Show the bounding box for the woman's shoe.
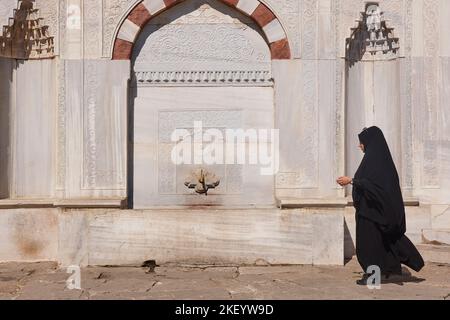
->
[356,273,370,286]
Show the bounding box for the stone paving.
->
[0,258,449,300]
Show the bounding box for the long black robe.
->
[352,126,424,275]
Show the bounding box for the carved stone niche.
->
[345,2,399,64]
[0,0,54,59]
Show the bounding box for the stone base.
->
[417,244,450,265]
[422,229,450,246]
[0,207,345,267]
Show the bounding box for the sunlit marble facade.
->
[0,0,449,266]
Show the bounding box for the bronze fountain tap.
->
[184,169,220,196]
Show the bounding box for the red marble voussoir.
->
[127,3,152,27]
[164,0,183,9]
[219,0,239,8]
[270,38,291,60]
[113,38,134,60]
[251,3,276,28]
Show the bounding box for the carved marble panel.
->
[273,60,319,192]
[35,0,59,55]
[132,0,271,74]
[157,111,243,195]
[301,0,317,60]
[56,59,66,191]
[83,0,103,58]
[133,86,275,208]
[63,60,129,199]
[82,60,127,190]
[421,0,440,189]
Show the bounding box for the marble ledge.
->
[0,198,126,209]
[278,197,421,209]
[127,205,278,210]
[345,196,420,207]
[276,198,348,209]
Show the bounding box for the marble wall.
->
[274,59,344,200]
[0,0,449,265]
[0,59,57,199]
[409,0,450,204]
[0,207,343,266]
[345,59,402,189]
[13,60,57,198]
[3,0,448,204]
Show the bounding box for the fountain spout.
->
[184,169,220,196]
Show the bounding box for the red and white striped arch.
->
[112,0,291,60]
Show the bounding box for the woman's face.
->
[359,143,365,153]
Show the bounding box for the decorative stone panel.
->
[111,0,291,60]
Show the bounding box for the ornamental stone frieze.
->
[345,2,400,63]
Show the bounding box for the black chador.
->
[352,126,424,275]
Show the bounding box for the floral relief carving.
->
[103,0,139,57]
[84,0,102,58]
[133,24,270,66]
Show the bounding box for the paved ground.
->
[0,258,449,300]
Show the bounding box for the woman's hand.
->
[337,176,352,186]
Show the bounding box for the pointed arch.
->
[111,0,291,60]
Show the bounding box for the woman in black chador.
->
[337,126,424,282]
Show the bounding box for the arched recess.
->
[128,0,277,208]
[112,0,291,60]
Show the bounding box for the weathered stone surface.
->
[58,211,90,267]
[423,229,450,246]
[87,209,319,266]
[312,209,344,265]
[132,86,275,208]
[417,244,450,265]
[0,209,59,262]
[0,207,342,266]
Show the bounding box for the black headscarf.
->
[353,126,406,236]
